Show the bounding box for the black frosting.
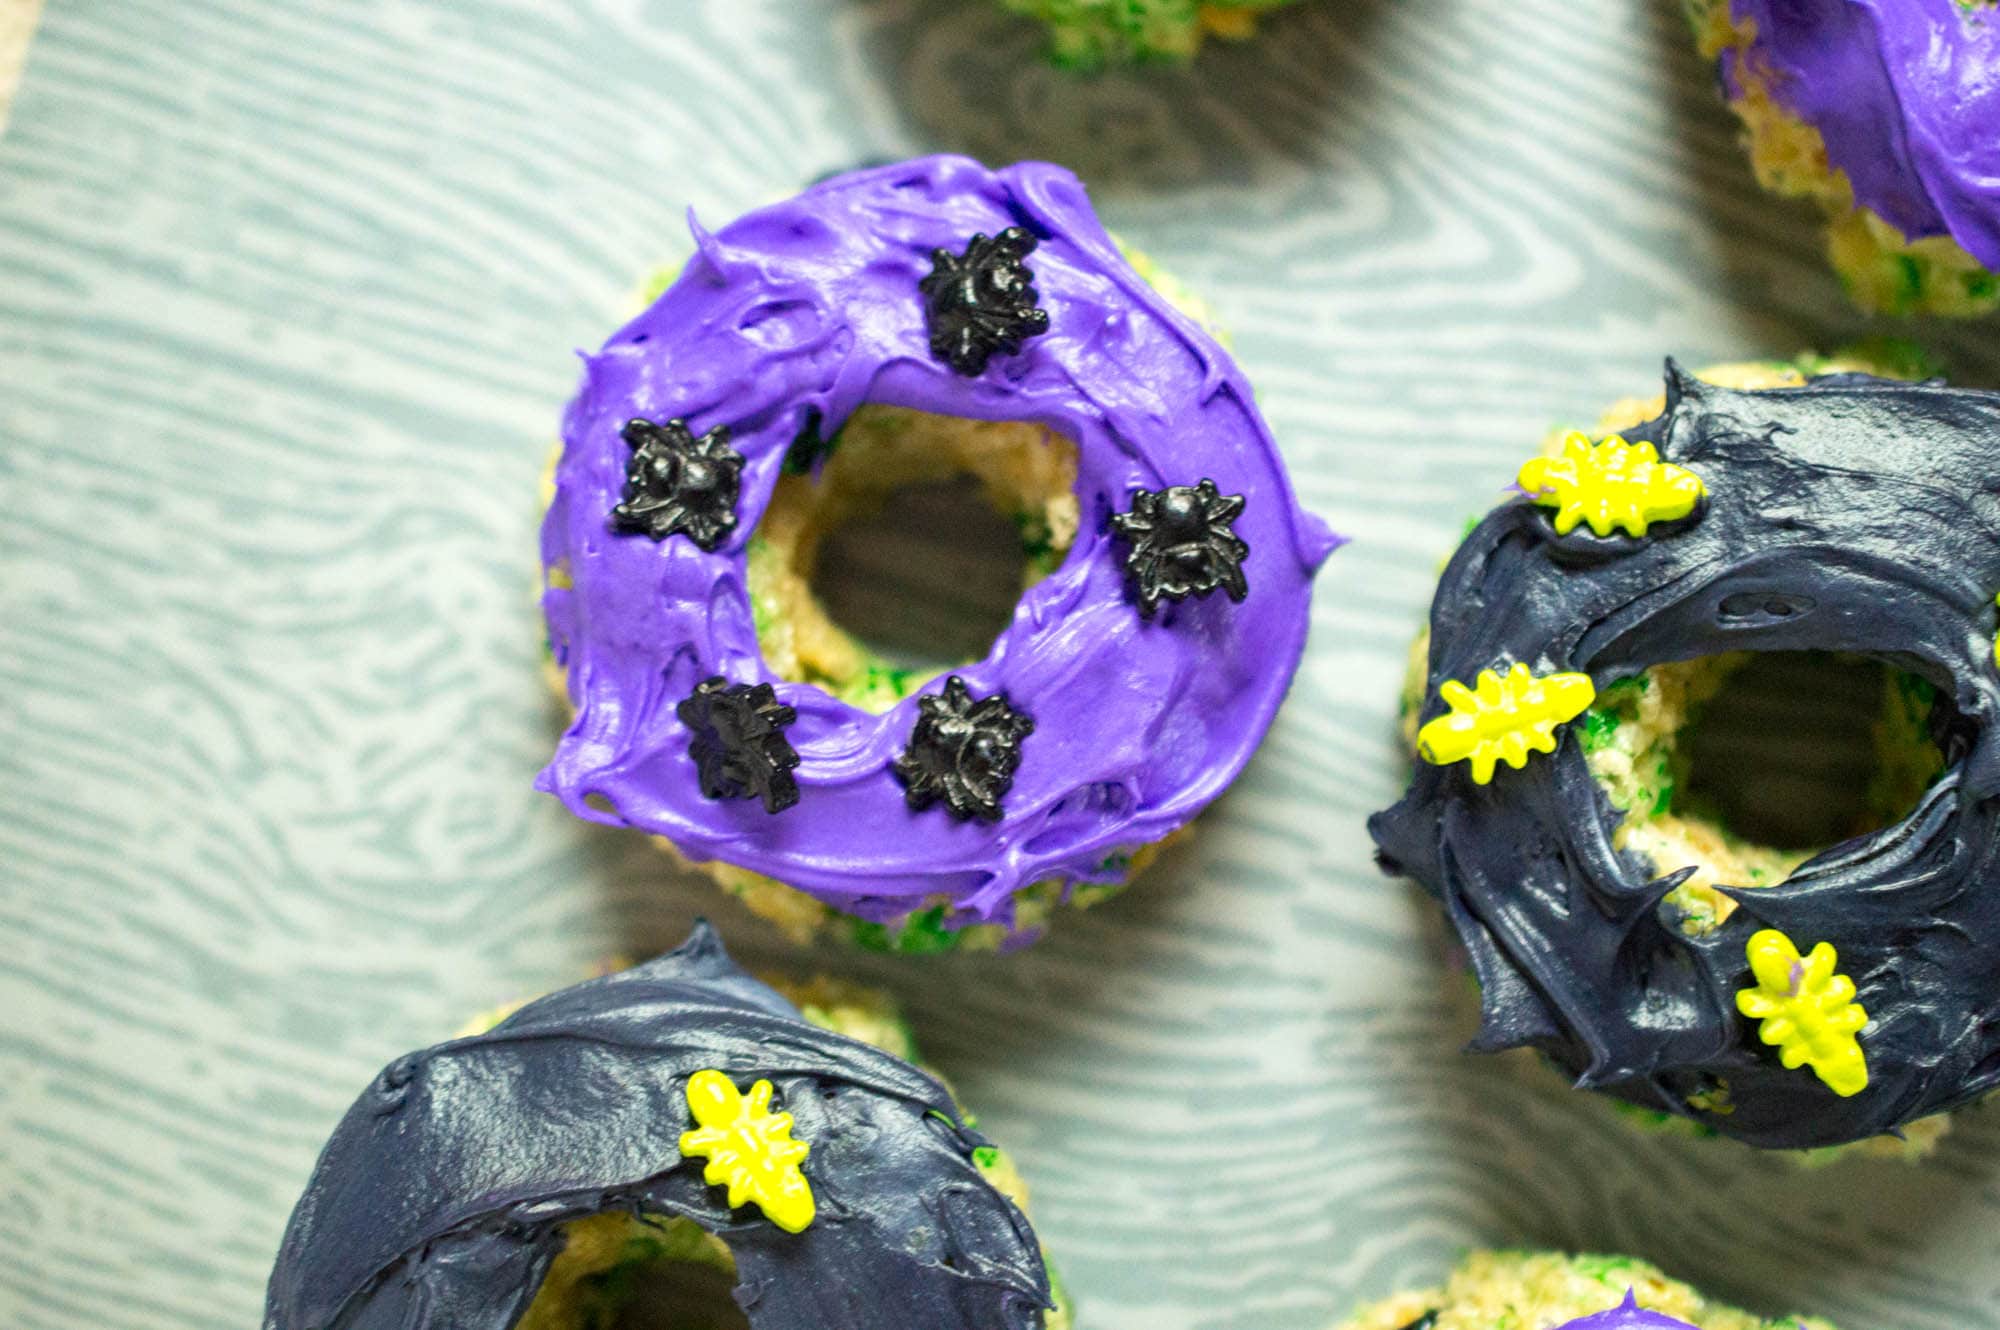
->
[263,924,1052,1329]
[1370,364,2000,1149]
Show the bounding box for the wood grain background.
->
[3,2,2000,1328]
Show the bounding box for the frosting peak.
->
[1555,1291,1701,1330]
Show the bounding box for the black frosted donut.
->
[263,925,1054,1329]
[1371,363,2000,1150]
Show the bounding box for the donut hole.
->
[812,474,1028,668]
[1582,651,1947,932]
[517,1212,748,1330]
[749,405,1079,713]
[1680,653,1920,850]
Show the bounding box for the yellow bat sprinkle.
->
[679,1069,816,1233]
[1518,430,1705,538]
[1736,929,1870,1098]
[1416,663,1596,784]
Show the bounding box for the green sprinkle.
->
[897,904,965,954]
[848,920,894,952]
[1897,253,1925,301]
[852,904,965,956]
[1578,707,1621,753]
[1572,1254,1636,1284]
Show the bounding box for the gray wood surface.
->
[4,2,2000,1328]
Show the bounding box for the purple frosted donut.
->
[1692,0,2000,314]
[1335,1252,1838,1330]
[1735,0,2000,258]
[537,155,1338,948]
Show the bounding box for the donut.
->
[1334,1250,1836,1330]
[1370,355,2000,1151]
[1686,0,2000,315]
[538,155,1338,951]
[263,923,1067,1330]
[1000,0,1304,67]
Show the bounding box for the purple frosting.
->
[1554,1292,1700,1330]
[538,156,1338,931]
[1726,0,2000,268]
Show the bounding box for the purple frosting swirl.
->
[1554,1292,1700,1330]
[538,156,1338,931]
[1725,0,2000,268]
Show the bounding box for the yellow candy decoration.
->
[1736,929,1870,1098]
[678,1069,816,1233]
[1517,430,1705,538]
[1416,663,1596,784]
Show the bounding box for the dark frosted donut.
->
[1371,360,2000,1151]
[263,924,1061,1329]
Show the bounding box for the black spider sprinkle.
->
[919,227,1051,376]
[891,676,1034,823]
[677,676,802,815]
[1108,479,1250,617]
[610,418,744,551]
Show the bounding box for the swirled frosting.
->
[1371,364,2000,1149]
[263,923,1051,1330]
[538,156,1337,933]
[1724,0,2000,268]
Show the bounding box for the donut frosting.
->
[1371,365,2000,1148]
[539,155,1337,931]
[1557,1293,1699,1330]
[263,923,1051,1329]
[1723,0,2000,268]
